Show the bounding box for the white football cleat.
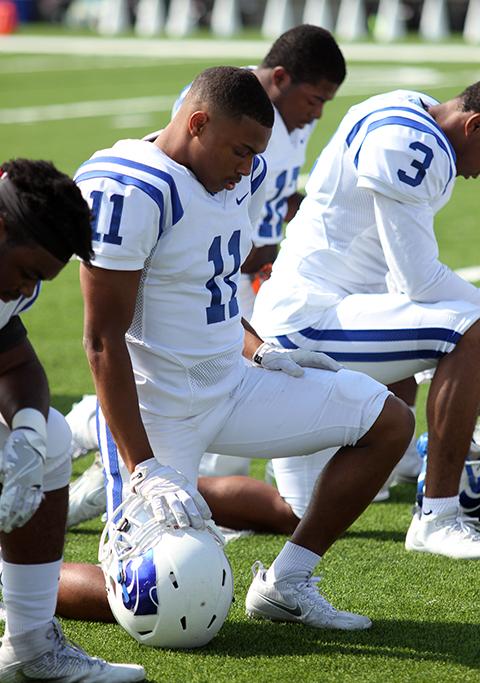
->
[0,618,145,682]
[405,507,480,559]
[65,394,98,459]
[67,452,106,528]
[245,561,371,630]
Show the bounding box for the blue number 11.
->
[206,231,241,324]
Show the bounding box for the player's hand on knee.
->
[252,342,342,377]
[0,428,46,533]
[130,458,212,529]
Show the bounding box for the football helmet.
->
[99,493,233,649]
[416,435,480,519]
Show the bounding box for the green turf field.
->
[1,35,480,682]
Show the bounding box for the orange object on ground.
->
[0,1,17,34]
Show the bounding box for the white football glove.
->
[130,458,212,530]
[252,342,342,378]
[0,428,46,533]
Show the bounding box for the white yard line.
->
[2,67,476,126]
[0,95,175,124]
[1,35,480,62]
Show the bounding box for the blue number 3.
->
[397,141,433,187]
[205,231,241,324]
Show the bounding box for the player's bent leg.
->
[57,563,113,622]
[199,452,251,477]
[0,416,145,682]
[386,377,422,483]
[198,475,299,534]
[245,395,413,631]
[291,395,414,555]
[405,318,480,559]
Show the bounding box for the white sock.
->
[3,559,61,637]
[422,495,458,519]
[266,541,321,583]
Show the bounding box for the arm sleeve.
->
[77,179,161,271]
[372,191,480,305]
[356,124,453,204]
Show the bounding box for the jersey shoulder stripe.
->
[12,282,41,316]
[76,155,184,225]
[346,105,456,165]
[353,116,455,191]
[251,155,267,195]
[75,170,166,238]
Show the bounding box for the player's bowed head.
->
[154,66,274,194]
[0,158,93,303]
[430,81,480,180]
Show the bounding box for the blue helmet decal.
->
[118,549,159,615]
[459,462,480,514]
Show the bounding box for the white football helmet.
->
[459,442,480,519]
[99,493,233,649]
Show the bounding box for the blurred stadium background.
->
[3,0,480,42]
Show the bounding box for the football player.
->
[56,66,413,629]
[252,82,480,559]
[0,159,144,681]
[67,24,352,528]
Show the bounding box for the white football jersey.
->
[172,70,315,247]
[75,139,267,417]
[0,285,41,334]
[252,89,477,337]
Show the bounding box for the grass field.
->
[1,32,480,682]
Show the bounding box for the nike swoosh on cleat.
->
[236,193,248,205]
[257,594,302,617]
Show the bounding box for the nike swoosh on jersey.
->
[422,510,433,515]
[236,193,248,205]
[258,594,302,617]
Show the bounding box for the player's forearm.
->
[0,342,50,424]
[242,318,264,359]
[83,333,153,473]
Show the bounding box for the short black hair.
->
[187,66,274,129]
[0,158,93,263]
[261,24,346,86]
[459,82,480,113]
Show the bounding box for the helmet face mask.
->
[100,494,234,649]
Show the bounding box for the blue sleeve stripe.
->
[76,156,183,225]
[14,282,41,315]
[346,105,456,164]
[296,325,461,343]
[251,155,267,195]
[353,116,454,188]
[75,170,164,239]
[346,107,457,164]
